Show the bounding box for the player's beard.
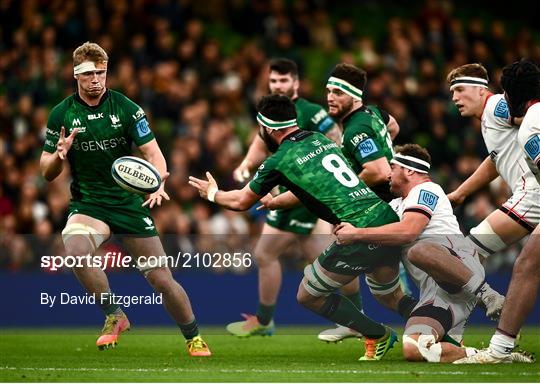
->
[329,98,354,120]
[259,127,279,153]
[271,87,295,99]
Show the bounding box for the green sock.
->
[441,333,461,347]
[178,319,199,340]
[345,291,363,311]
[256,303,275,326]
[99,292,121,315]
[320,293,386,339]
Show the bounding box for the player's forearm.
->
[146,151,168,179]
[359,157,391,187]
[268,191,301,210]
[214,190,253,211]
[324,124,342,145]
[352,223,418,246]
[454,156,499,198]
[387,115,400,140]
[242,135,270,171]
[40,151,64,181]
[358,168,388,187]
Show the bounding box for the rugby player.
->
[454,60,540,364]
[334,144,508,363]
[446,63,539,263]
[319,63,413,342]
[40,42,211,356]
[226,58,355,337]
[190,94,409,360]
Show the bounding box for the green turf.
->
[0,326,538,382]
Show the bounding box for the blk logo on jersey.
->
[88,113,104,120]
[136,119,151,137]
[524,135,540,162]
[418,189,439,211]
[358,138,378,158]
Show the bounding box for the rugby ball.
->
[111,156,161,195]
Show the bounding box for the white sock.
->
[489,332,515,356]
[465,347,478,357]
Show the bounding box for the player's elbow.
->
[362,168,389,187]
[40,159,57,182]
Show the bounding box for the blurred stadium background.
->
[1,0,540,328]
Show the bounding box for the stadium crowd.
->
[0,0,538,272]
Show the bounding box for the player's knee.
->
[253,251,274,268]
[365,274,401,310]
[64,241,93,258]
[513,247,540,278]
[253,242,278,267]
[145,267,175,293]
[296,284,311,306]
[62,223,106,256]
[402,338,424,361]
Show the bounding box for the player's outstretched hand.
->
[233,160,252,183]
[333,222,360,245]
[189,172,218,201]
[57,126,78,160]
[447,190,465,207]
[143,172,170,208]
[256,193,274,211]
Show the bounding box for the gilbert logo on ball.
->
[111,156,161,195]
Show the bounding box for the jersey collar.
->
[283,129,313,142]
[481,92,494,116]
[341,105,367,126]
[74,89,110,108]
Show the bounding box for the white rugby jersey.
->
[391,181,474,290]
[390,181,462,243]
[481,94,538,192]
[517,102,540,187]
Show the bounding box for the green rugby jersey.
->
[272,97,335,197]
[294,97,335,134]
[249,130,390,227]
[43,90,155,206]
[341,105,393,174]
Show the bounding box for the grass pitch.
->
[0,326,538,382]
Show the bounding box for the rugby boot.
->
[96,312,131,350]
[359,327,398,361]
[453,347,534,364]
[186,335,212,356]
[318,324,363,343]
[226,313,275,337]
